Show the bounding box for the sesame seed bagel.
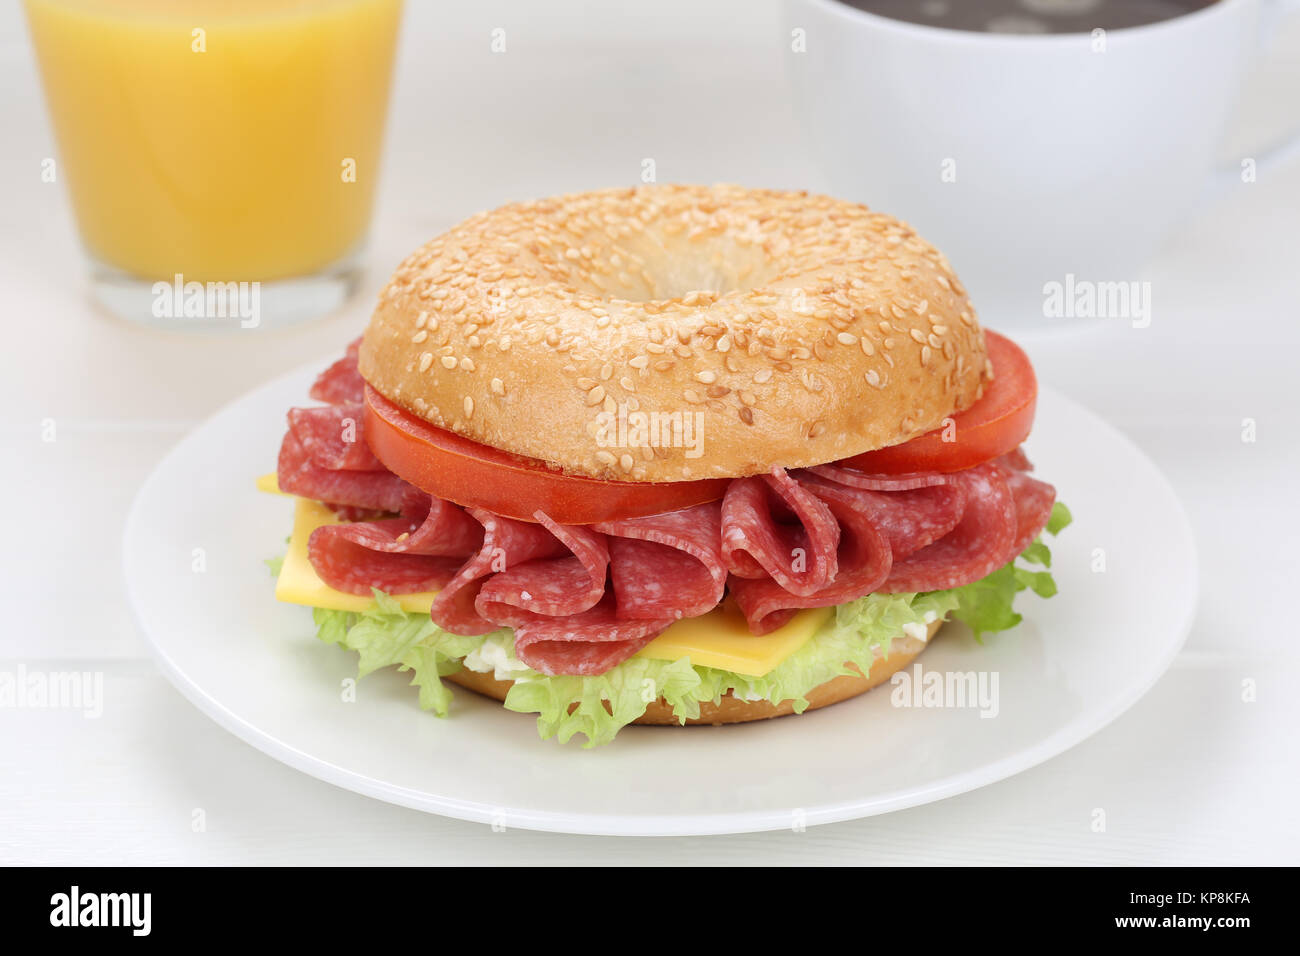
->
[359,184,989,482]
[444,621,941,728]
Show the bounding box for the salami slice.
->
[883,463,1016,593]
[307,525,467,596]
[595,502,727,621]
[721,468,839,595]
[1002,467,1056,558]
[277,429,413,513]
[317,494,483,557]
[305,495,483,595]
[728,473,892,634]
[287,403,384,471]
[805,463,950,491]
[309,337,366,406]
[429,510,568,636]
[512,596,671,676]
[798,470,966,560]
[997,446,1034,472]
[474,515,610,627]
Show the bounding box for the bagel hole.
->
[589,236,776,303]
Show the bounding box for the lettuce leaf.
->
[311,591,505,717]
[300,501,1071,747]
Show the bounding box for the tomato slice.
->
[363,386,730,524]
[840,330,1037,475]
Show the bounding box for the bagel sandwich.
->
[265,184,1070,747]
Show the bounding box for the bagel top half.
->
[359,184,990,482]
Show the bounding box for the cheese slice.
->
[635,601,830,675]
[256,472,285,495]
[263,479,827,677]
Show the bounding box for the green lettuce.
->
[303,501,1072,747]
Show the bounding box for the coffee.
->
[835,0,1219,34]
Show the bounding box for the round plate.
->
[123,362,1197,836]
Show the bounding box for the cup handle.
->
[1204,0,1300,201]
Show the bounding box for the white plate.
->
[123,362,1197,836]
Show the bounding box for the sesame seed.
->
[695,370,717,384]
[418,352,434,372]
[837,332,857,345]
[440,355,457,369]
[412,330,429,344]
[490,377,505,395]
[463,396,474,417]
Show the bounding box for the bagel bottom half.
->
[444,619,944,727]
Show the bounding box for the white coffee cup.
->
[783,0,1300,325]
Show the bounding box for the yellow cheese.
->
[265,483,828,676]
[635,602,829,675]
[256,472,285,495]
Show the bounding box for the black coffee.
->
[836,0,1218,34]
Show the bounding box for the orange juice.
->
[25,0,402,282]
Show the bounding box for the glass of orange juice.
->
[24,0,403,330]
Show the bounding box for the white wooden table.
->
[3,1,1298,864]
